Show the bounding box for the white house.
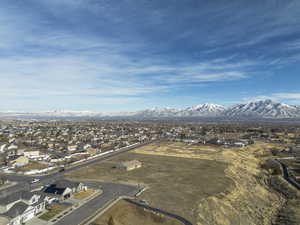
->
[0,191,46,225]
[24,151,40,158]
[0,145,7,153]
[67,145,78,152]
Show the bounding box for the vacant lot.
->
[67,144,233,224]
[134,141,222,159]
[15,161,48,172]
[92,200,183,225]
[68,141,285,225]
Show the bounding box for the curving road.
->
[54,182,141,225]
[275,159,300,191]
[0,141,155,225]
[124,199,194,225]
[0,139,194,225]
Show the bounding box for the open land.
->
[67,150,232,224]
[15,161,48,172]
[91,199,184,225]
[67,141,286,225]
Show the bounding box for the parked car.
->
[31,178,40,184]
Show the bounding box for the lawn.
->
[74,189,96,200]
[67,145,234,224]
[91,200,183,225]
[39,204,69,221]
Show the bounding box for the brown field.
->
[67,141,285,225]
[16,161,48,172]
[67,145,233,224]
[133,141,222,159]
[91,200,183,225]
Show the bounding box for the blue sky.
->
[1,0,300,111]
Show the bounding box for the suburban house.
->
[0,191,46,225]
[43,179,87,201]
[116,160,142,171]
[0,145,7,153]
[47,143,54,149]
[24,151,40,159]
[67,145,78,152]
[86,147,98,156]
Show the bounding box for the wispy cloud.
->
[273,93,300,101]
[244,93,300,105]
[0,0,299,110]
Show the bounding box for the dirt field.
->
[15,161,48,172]
[67,141,285,225]
[67,144,233,224]
[134,141,222,159]
[91,200,183,225]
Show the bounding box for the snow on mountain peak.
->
[226,99,300,118]
[1,100,299,119]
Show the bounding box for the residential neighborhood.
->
[0,120,300,224]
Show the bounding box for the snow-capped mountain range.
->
[224,99,300,118]
[1,100,300,119]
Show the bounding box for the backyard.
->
[39,204,69,221]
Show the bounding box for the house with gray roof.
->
[0,191,46,225]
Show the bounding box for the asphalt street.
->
[0,141,153,224]
[54,182,140,225]
[1,141,154,193]
[0,139,192,225]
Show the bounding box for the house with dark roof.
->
[43,179,86,201]
[0,191,46,225]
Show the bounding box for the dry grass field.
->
[67,141,285,225]
[16,161,48,172]
[91,200,183,225]
[134,141,222,159]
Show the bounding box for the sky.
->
[0,0,300,112]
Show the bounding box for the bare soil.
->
[91,200,183,225]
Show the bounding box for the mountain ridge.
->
[1,100,300,119]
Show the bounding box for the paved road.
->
[276,159,300,190]
[54,182,140,225]
[1,140,155,194]
[0,141,153,224]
